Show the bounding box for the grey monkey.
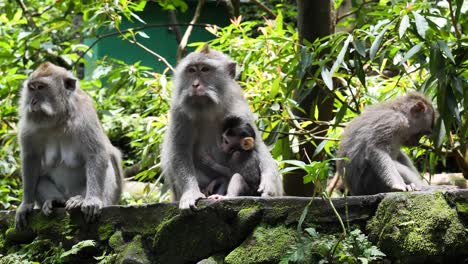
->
[161,46,283,210]
[202,116,261,199]
[15,62,123,230]
[336,92,434,195]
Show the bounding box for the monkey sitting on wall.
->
[161,46,283,210]
[15,62,123,230]
[202,116,261,199]
[336,92,435,195]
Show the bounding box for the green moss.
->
[238,206,260,221]
[367,192,467,260]
[225,225,296,264]
[98,222,115,241]
[117,235,150,264]
[455,201,468,214]
[29,213,69,236]
[108,230,125,250]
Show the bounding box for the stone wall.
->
[1,189,467,263]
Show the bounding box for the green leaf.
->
[433,116,446,149]
[399,15,410,39]
[370,23,390,60]
[60,240,95,258]
[436,40,455,64]
[271,77,281,99]
[353,39,366,57]
[321,67,333,90]
[137,31,150,39]
[354,53,366,87]
[399,42,424,65]
[312,140,328,158]
[412,12,429,39]
[331,35,352,74]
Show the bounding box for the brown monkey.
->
[161,46,283,210]
[202,116,261,199]
[336,92,434,195]
[15,62,123,230]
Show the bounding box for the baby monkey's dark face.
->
[221,117,256,154]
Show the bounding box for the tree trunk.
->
[283,0,336,196]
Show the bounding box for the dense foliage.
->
[0,0,466,205]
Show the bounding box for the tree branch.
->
[250,0,276,18]
[15,0,38,30]
[72,23,218,70]
[177,0,205,62]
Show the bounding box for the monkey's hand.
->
[42,199,66,216]
[15,202,35,231]
[390,183,418,192]
[65,195,84,210]
[179,190,206,211]
[81,197,103,223]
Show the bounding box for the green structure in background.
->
[84,1,230,77]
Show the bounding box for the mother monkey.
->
[161,46,283,210]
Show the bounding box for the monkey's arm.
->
[370,148,412,191]
[396,151,427,186]
[396,151,420,175]
[198,153,232,178]
[162,112,205,210]
[255,142,284,196]
[16,136,42,230]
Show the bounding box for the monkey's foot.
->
[208,194,225,200]
[15,202,34,231]
[258,178,281,197]
[179,190,206,211]
[65,195,84,210]
[42,199,66,216]
[391,183,418,192]
[81,197,103,223]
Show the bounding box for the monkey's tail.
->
[110,147,124,203]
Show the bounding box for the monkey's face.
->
[174,49,237,113]
[405,101,435,146]
[22,74,76,118]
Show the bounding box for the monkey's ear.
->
[200,44,210,54]
[227,62,237,79]
[64,77,77,91]
[411,101,426,114]
[240,137,255,151]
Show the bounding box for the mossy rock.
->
[366,192,468,263]
[225,225,296,264]
[117,235,150,264]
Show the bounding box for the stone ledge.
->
[1,189,467,263]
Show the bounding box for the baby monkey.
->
[203,116,261,199]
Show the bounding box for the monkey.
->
[336,92,435,195]
[201,116,261,199]
[161,45,283,210]
[15,62,123,230]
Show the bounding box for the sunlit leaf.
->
[399,42,424,65]
[321,67,333,90]
[436,40,455,64]
[370,23,390,60]
[399,15,410,39]
[412,12,429,39]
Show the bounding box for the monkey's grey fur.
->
[161,46,283,210]
[15,62,123,230]
[337,92,434,195]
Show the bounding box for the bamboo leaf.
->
[399,42,424,65]
[370,23,390,60]
[399,15,410,39]
[436,40,455,64]
[353,39,366,57]
[331,35,352,74]
[412,12,428,39]
[321,67,333,90]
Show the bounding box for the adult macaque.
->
[203,116,261,199]
[336,92,434,195]
[15,62,123,230]
[161,46,283,210]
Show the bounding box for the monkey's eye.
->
[201,66,210,72]
[188,67,197,73]
[37,84,45,90]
